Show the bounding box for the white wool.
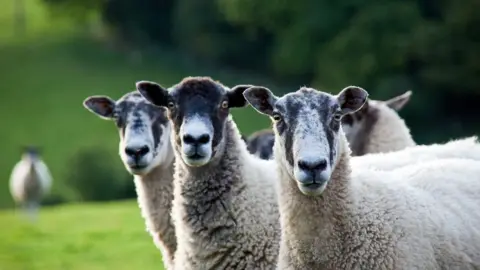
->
[347,100,415,155]
[352,136,480,171]
[363,101,415,153]
[171,118,281,270]
[9,156,52,221]
[277,134,480,269]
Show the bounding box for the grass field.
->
[0,200,166,270]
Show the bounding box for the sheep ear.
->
[227,85,253,108]
[136,80,169,107]
[384,90,412,111]
[336,86,369,115]
[243,86,278,116]
[83,96,116,120]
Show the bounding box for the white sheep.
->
[9,146,52,222]
[137,77,281,270]
[341,90,415,155]
[83,91,176,269]
[244,85,480,269]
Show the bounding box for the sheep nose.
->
[183,134,211,146]
[125,145,150,160]
[297,159,327,174]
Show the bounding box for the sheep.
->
[246,128,275,160]
[136,76,281,270]
[9,146,53,222]
[83,91,177,269]
[244,85,480,269]
[341,90,415,156]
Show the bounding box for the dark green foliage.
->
[65,146,135,202]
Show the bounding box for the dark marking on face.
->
[167,77,233,152]
[274,88,343,167]
[348,104,380,156]
[114,92,169,152]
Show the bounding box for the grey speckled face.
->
[244,85,368,196]
[135,77,252,168]
[83,91,171,176]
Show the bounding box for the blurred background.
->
[0,0,478,269]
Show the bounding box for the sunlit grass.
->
[0,200,165,270]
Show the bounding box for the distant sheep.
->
[341,90,415,156]
[9,146,52,222]
[137,77,280,270]
[244,85,480,269]
[83,91,176,269]
[246,129,275,160]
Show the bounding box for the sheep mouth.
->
[302,182,322,189]
[129,164,149,172]
[297,181,328,196]
[187,153,205,160]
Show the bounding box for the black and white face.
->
[136,77,251,167]
[244,86,368,196]
[83,91,172,175]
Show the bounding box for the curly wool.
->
[134,160,176,270]
[277,133,480,269]
[172,118,280,270]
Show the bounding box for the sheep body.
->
[172,119,280,270]
[352,136,480,171]
[9,150,52,221]
[278,135,480,269]
[134,163,176,269]
[136,77,282,270]
[243,85,480,269]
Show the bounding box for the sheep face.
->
[341,90,412,155]
[136,77,251,167]
[83,91,172,176]
[244,86,368,196]
[247,130,275,160]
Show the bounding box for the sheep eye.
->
[167,102,175,109]
[221,100,228,109]
[272,113,282,122]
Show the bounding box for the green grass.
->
[0,200,166,270]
